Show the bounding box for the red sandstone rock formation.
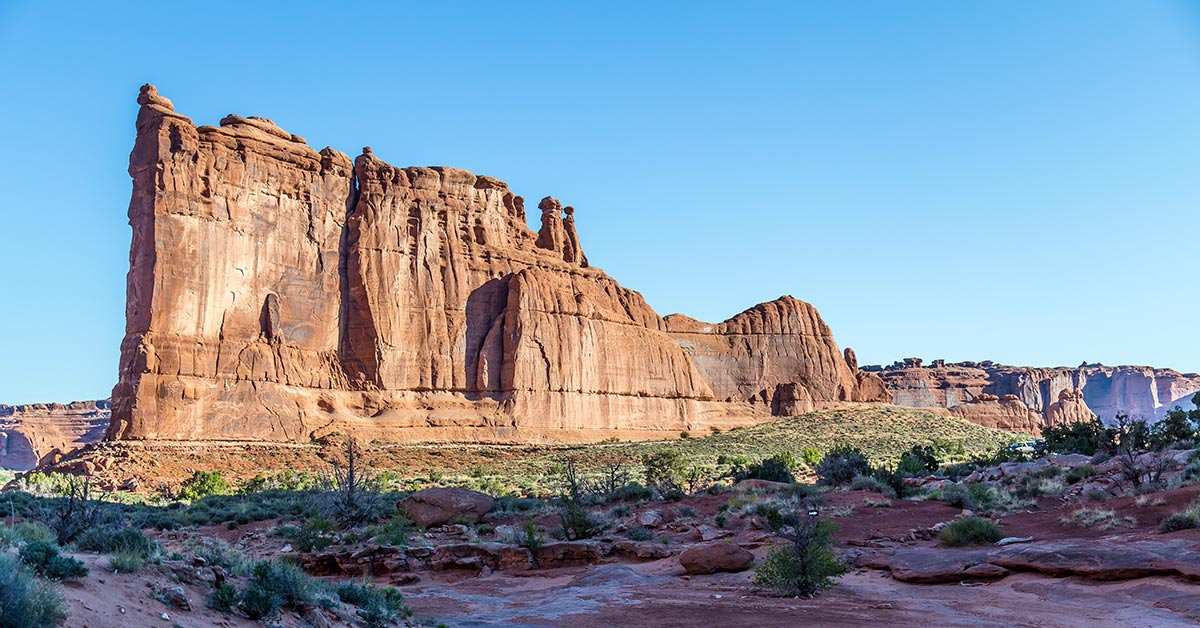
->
[106,85,887,443]
[871,359,1200,430]
[0,400,110,470]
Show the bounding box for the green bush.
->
[938,517,1003,547]
[1158,499,1200,533]
[367,515,411,547]
[1042,418,1111,455]
[519,519,544,549]
[1064,465,1096,485]
[626,526,653,541]
[209,582,238,613]
[290,515,336,551]
[74,525,157,558]
[106,549,147,573]
[237,581,283,620]
[799,447,823,467]
[753,517,845,597]
[610,482,655,503]
[0,554,69,628]
[19,542,88,581]
[335,581,412,628]
[936,483,997,512]
[0,522,55,549]
[815,445,871,486]
[734,453,796,484]
[897,444,940,477]
[847,475,896,498]
[178,471,231,501]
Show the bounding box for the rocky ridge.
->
[869,358,1200,430]
[108,85,888,443]
[0,400,110,470]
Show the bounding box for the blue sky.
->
[1,1,1198,404]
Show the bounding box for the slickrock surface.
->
[0,400,110,470]
[108,85,887,443]
[869,358,1200,430]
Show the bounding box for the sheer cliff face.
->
[872,360,1200,429]
[108,85,887,443]
[1,401,110,470]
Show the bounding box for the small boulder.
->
[398,488,494,528]
[678,542,754,575]
[639,511,664,528]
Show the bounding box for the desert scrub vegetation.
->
[0,553,69,628]
[753,503,845,597]
[1059,508,1136,531]
[1158,499,1200,532]
[938,516,1003,546]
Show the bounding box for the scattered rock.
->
[639,511,664,528]
[678,542,754,575]
[398,488,494,528]
[995,536,1034,546]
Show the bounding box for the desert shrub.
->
[1158,499,1200,533]
[335,581,412,628]
[237,582,283,620]
[1042,417,1111,455]
[290,514,336,551]
[847,475,896,498]
[105,549,146,573]
[368,515,411,547]
[799,447,823,467]
[815,445,871,486]
[1064,465,1096,485]
[642,450,688,496]
[557,459,605,541]
[323,438,389,528]
[19,542,88,581]
[733,453,796,484]
[938,517,1002,546]
[935,483,997,512]
[0,554,69,628]
[753,512,845,597]
[74,525,157,558]
[0,521,55,549]
[240,560,319,618]
[209,582,238,613]
[519,519,544,549]
[626,526,653,541]
[1015,476,1065,498]
[897,444,940,477]
[178,471,231,501]
[29,476,111,545]
[610,482,655,503]
[1059,508,1135,531]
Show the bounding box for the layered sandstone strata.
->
[107,85,888,443]
[0,400,110,470]
[870,359,1200,429]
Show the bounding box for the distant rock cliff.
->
[868,358,1200,431]
[0,400,110,470]
[107,85,887,443]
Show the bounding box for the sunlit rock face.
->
[0,401,110,470]
[871,358,1200,429]
[106,85,888,444]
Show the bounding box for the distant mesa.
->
[105,84,890,444]
[870,359,1200,430]
[0,400,110,471]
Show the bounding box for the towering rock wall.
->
[0,400,110,470]
[108,85,888,443]
[869,359,1200,430]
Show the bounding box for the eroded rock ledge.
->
[108,84,888,443]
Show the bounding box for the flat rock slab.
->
[863,538,1200,584]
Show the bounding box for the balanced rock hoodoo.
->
[106,85,888,444]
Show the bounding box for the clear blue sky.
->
[1,1,1198,404]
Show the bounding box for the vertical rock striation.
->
[107,85,888,443]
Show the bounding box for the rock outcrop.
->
[106,85,888,443]
[869,360,1200,430]
[0,400,110,470]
